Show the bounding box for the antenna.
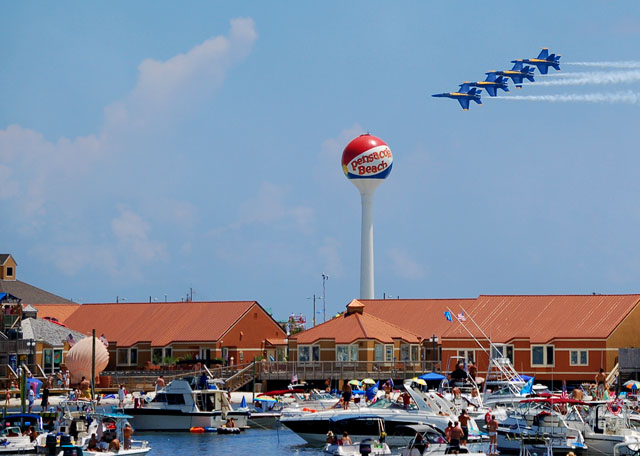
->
[322,274,329,322]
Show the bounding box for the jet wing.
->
[536,64,549,75]
[458,98,470,110]
[484,86,497,97]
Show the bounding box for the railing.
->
[225,361,256,391]
[258,360,439,382]
[0,339,31,354]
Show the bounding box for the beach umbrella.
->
[362,378,376,385]
[624,380,640,390]
[255,395,277,403]
[348,379,361,386]
[413,378,427,386]
[419,372,446,381]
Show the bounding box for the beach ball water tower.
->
[341,134,393,300]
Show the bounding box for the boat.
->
[0,413,44,454]
[322,417,391,455]
[35,405,150,456]
[495,398,587,454]
[280,381,455,446]
[564,400,640,455]
[393,424,487,456]
[324,437,392,455]
[123,379,248,431]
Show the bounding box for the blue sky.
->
[2,2,640,321]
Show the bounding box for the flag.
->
[240,395,247,408]
[520,377,534,395]
[388,378,394,388]
[100,334,109,348]
[561,381,569,399]
[444,311,453,322]
[366,381,379,401]
[67,334,76,347]
[457,312,466,322]
[291,373,298,384]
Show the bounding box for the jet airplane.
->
[460,74,509,97]
[432,86,482,110]
[487,61,535,88]
[512,48,561,75]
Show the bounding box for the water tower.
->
[341,134,393,300]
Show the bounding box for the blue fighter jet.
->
[432,86,482,110]
[487,61,535,88]
[512,48,561,75]
[460,74,509,97]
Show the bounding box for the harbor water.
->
[135,428,322,456]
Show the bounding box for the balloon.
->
[65,336,109,383]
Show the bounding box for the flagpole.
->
[446,308,491,358]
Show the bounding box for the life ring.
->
[190,427,205,433]
[607,399,623,415]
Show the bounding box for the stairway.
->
[224,361,256,391]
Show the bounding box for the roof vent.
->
[346,299,364,315]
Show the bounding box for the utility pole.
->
[322,273,329,322]
[313,295,316,327]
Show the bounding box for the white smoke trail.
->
[565,61,640,69]
[495,91,640,104]
[533,70,640,86]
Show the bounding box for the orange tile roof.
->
[292,300,421,344]
[360,298,476,340]
[33,304,82,324]
[441,294,640,343]
[61,301,259,346]
[265,338,288,346]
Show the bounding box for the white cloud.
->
[0,18,257,278]
[213,181,315,235]
[111,207,167,262]
[388,247,426,280]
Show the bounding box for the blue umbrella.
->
[419,372,446,381]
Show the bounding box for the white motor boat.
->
[0,426,36,454]
[565,401,640,456]
[281,380,466,447]
[396,424,487,456]
[124,379,248,431]
[496,399,587,454]
[324,437,391,455]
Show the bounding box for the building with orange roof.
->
[439,294,640,382]
[288,300,424,376]
[33,300,287,371]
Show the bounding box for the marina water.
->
[136,428,322,456]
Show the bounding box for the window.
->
[163,347,172,360]
[43,349,63,374]
[336,344,359,362]
[152,348,162,364]
[298,345,319,362]
[117,347,138,366]
[457,350,475,363]
[531,345,554,366]
[6,267,13,276]
[385,345,394,362]
[491,344,514,363]
[117,348,129,365]
[375,344,384,361]
[401,344,421,361]
[570,350,588,366]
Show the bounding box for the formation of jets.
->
[433,48,561,110]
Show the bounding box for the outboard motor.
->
[359,438,373,455]
[45,434,58,455]
[60,435,72,446]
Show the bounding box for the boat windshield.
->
[368,398,418,410]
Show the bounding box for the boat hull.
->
[124,408,248,431]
